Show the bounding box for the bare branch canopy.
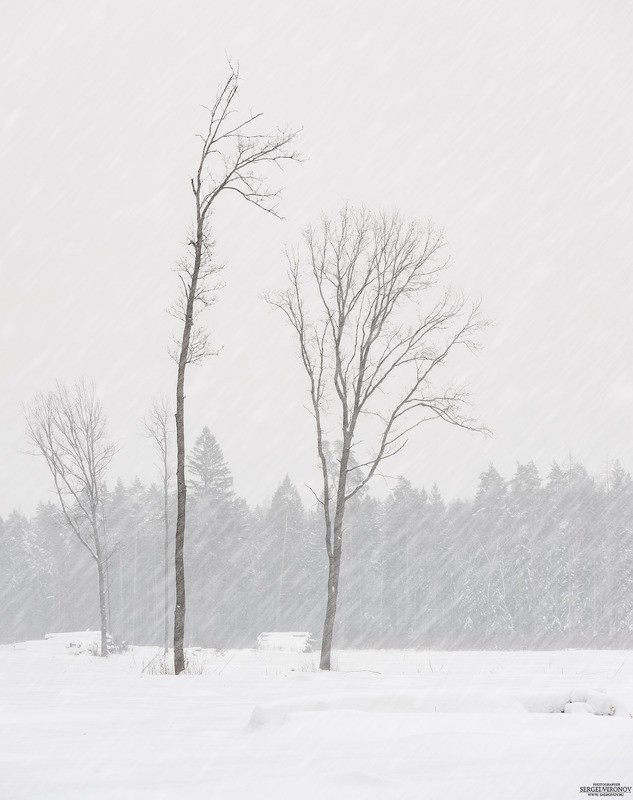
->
[25,379,116,656]
[269,206,487,669]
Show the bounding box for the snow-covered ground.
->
[1,634,632,799]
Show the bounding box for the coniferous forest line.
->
[3,426,633,651]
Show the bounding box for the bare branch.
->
[269,207,487,667]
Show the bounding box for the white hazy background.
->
[1,0,632,517]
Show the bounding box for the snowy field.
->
[1,635,633,799]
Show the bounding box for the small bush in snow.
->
[139,649,219,675]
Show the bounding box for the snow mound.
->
[44,631,104,654]
[256,632,314,653]
[250,689,527,726]
[564,702,593,714]
[251,687,632,726]
[516,687,631,717]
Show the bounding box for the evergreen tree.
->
[4,452,633,651]
[186,429,243,647]
[339,494,381,647]
[603,461,633,642]
[380,478,427,646]
[265,476,305,630]
[421,484,451,645]
[187,427,234,500]
[507,462,542,642]
[469,464,511,643]
[0,511,53,642]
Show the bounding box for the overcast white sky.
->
[1,0,632,517]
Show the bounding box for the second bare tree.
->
[270,207,486,669]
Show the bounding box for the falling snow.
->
[2,1,633,797]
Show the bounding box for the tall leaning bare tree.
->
[269,207,486,670]
[144,398,172,653]
[171,65,300,674]
[25,379,116,657]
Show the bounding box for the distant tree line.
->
[2,431,632,650]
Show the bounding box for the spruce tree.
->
[471,464,511,643]
[265,476,305,630]
[187,427,234,501]
[508,462,542,642]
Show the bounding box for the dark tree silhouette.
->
[171,65,300,673]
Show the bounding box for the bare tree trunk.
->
[118,549,123,638]
[105,560,113,645]
[380,572,385,641]
[97,561,108,657]
[174,354,188,674]
[132,527,138,642]
[320,446,350,670]
[93,513,109,658]
[94,535,109,658]
[276,510,289,630]
[320,514,344,669]
[164,469,170,653]
[101,517,114,644]
[144,398,173,653]
[357,533,363,644]
[174,226,203,674]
